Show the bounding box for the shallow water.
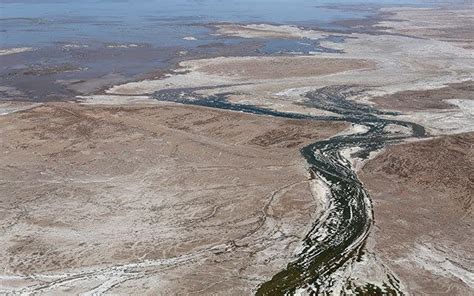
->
[257,38,343,55]
[0,0,433,48]
[0,0,439,101]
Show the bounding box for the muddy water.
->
[153,87,425,294]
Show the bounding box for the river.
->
[153,85,426,295]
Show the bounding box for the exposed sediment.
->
[371,81,474,112]
[1,4,473,295]
[0,103,347,295]
[360,133,473,294]
[106,9,473,136]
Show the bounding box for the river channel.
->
[154,86,426,295]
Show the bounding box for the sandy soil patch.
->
[214,24,329,40]
[0,103,347,295]
[389,98,474,135]
[359,133,473,295]
[372,81,474,111]
[377,7,474,49]
[197,56,374,80]
[0,101,41,115]
[76,95,157,105]
[106,55,375,97]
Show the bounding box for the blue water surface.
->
[0,0,434,47]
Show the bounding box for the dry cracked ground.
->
[1,4,473,296]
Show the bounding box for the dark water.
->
[152,87,425,294]
[255,90,425,295]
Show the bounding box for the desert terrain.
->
[0,103,347,294]
[360,133,473,295]
[0,2,473,295]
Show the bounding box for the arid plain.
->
[0,3,473,295]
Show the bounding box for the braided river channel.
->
[154,86,426,295]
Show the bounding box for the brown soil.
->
[359,133,473,295]
[371,81,474,111]
[197,56,374,80]
[380,7,474,50]
[214,24,301,39]
[0,103,347,294]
